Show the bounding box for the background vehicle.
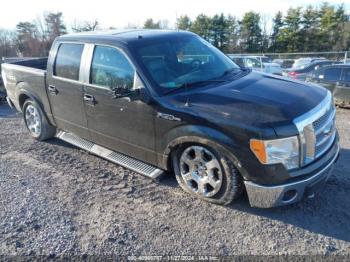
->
[284,60,338,81]
[292,57,326,69]
[2,30,339,208]
[272,58,295,69]
[307,64,350,105]
[249,55,272,63]
[229,55,283,75]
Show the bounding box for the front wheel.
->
[23,99,56,141]
[172,144,243,205]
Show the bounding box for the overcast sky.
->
[0,0,349,30]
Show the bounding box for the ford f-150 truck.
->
[1,30,340,208]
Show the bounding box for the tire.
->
[172,143,243,205]
[23,99,56,141]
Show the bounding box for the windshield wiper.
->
[163,79,228,95]
[218,67,243,78]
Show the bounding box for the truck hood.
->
[174,72,327,129]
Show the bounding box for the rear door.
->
[47,42,90,139]
[82,44,157,164]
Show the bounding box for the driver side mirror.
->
[110,87,150,102]
[111,86,139,99]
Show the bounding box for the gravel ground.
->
[0,102,349,259]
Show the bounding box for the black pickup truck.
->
[1,30,340,208]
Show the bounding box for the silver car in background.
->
[229,55,283,75]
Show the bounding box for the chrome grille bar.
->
[293,91,336,167]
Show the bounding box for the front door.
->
[83,45,157,164]
[47,42,89,139]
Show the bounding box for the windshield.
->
[134,35,240,94]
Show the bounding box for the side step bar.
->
[56,131,164,180]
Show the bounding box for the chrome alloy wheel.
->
[25,105,41,137]
[179,146,223,197]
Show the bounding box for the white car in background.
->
[229,55,283,76]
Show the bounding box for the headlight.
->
[250,136,299,170]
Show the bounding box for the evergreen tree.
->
[239,12,262,52]
[177,15,191,31]
[143,18,161,29]
[300,6,320,52]
[190,14,211,41]
[270,11,284,52]
[45,12,67,41]
[279,7,302,52]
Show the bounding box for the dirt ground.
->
[0,102,349,259]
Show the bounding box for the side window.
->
[90,46,135,89]
[324,67,342,81]
[54,43,84,80]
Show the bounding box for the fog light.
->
[282,189,297,202]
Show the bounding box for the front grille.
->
[294,91,336,167]
[313,108,333,131]
[313,108,336,158]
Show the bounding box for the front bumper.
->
[6,96,14,108]
[244,141,340,208]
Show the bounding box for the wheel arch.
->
[16,83,56,126]
[16,83,43,111]
[159,125,249,180]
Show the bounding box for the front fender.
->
[158,125,250,180]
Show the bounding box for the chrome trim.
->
[6,96,14,108]
[56,131,164,180]
[52,42,86,83]
[293,91,332,133]
[81,43,137,88]
[293,91,335,166]
[244,141,339,208]
[314,109,336,136]
[315,131,336,158]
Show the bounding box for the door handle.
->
[48,85,58,95]
[83,94,96,105]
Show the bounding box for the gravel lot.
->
[0,102,349,259]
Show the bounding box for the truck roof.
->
[57,29,195,45]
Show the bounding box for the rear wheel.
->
[23,100,56,141]
[172,144,243,205]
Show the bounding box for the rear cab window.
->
[54,43,84,81]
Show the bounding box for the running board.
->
[56,131,164,180]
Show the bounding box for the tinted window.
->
[324,67,342,81]
[54,43,84,80]
[90,46,135,89]
[343,68,350,82]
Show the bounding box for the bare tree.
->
[0,29,17,57]
[72,19,100,32]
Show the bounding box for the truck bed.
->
[1,58,53,122]
[6,57,48,70]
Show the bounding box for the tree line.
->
[0,12,100,58]
[0,2,349,58]
[172,2,350,53]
